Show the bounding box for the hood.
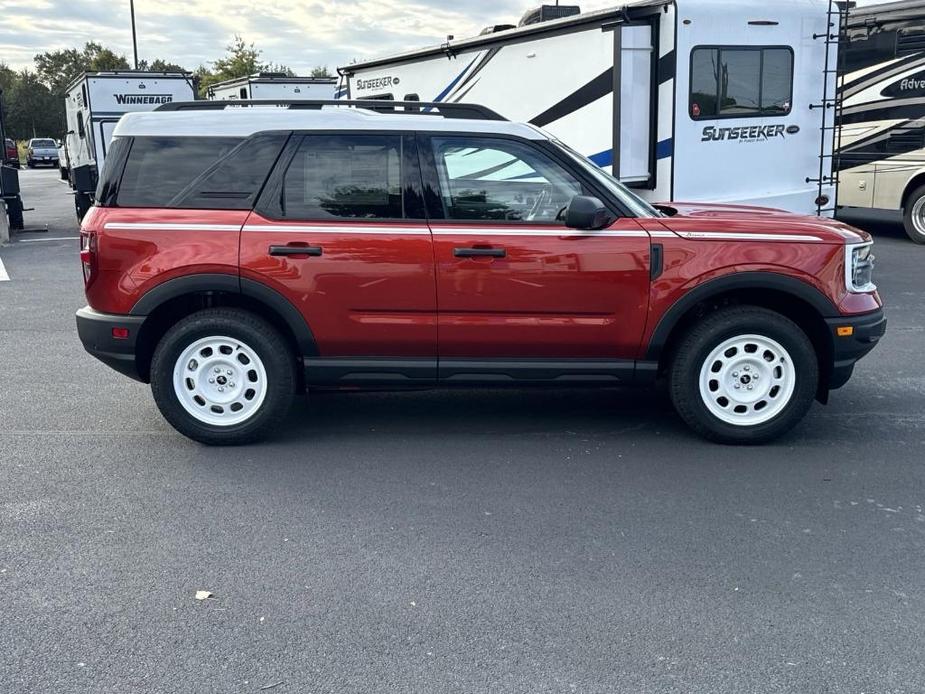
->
[655,201,870,244]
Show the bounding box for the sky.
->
[0,0,894,76]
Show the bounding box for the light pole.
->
[130,0,139,69]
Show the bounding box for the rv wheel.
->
[903,184,925,244]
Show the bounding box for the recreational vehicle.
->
[63,71,196,220]
[837,0,925,243]
[338,0,839,217]
[207,73,338,101]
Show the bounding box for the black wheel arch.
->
[129,273,317,382]
[646,272,839,395]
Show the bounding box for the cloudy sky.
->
[0,0,893,75]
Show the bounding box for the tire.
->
[149,308,297,445]
[669,306,819,444]
[59,166,68,181]
[902,184,925,244]
[26,160,34,169]
[74,191,92,222]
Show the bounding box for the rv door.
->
[613,24,654,186]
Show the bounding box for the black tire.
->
[150,308,297,445]
[26,160,34,169]
[668,306,819,444]
[74,191,92,222]
[59,166,68,181]
[902,184,925,244]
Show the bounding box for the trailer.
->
[337,0,838,217]
[836,0,925,243]
[63,71,196,220]
[207,73,338,101]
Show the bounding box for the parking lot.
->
[1,168,923,692]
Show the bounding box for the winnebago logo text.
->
[701,124,790,143]
[114,94,174,105]
[355,76,400,91]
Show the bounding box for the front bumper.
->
[825,308,887,390]
[76,307,147,382]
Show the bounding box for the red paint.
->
[83,202,882,360]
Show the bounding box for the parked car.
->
[4,138,19,168]
[75,100,886,446]
[25,138,59,168]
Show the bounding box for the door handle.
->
[268,245,323,257]
[454,247,506,258]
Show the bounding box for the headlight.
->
[845,242,876,293]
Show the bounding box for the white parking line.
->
[0,257,9,282]
[16,237,78,243]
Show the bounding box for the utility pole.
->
[130,0,139,69]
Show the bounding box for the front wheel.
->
[669,306,819,444]
[150,309,297,445]
[902,184,925,244]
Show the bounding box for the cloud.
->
[0,0,900,74]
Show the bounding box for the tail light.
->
[79,230,97,285]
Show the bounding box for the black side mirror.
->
[564,195,613,231]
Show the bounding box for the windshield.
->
[552,140,662,218]
[31,139,56,148]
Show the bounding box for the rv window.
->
[77,112,85,139]
[689,46,793,120]
[280,134,404,219]
[429,137,584,223]
[116,136,243,208]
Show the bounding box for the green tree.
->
[197,35,294,97]
[3,69,63,139]
[310,66,333,78]
[34,42,129,95]
[137,58,189,73]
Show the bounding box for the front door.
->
[421,134,651,375]
[240,132,437,384]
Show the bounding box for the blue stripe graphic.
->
[429,55,480,107]
[655,138,673,160]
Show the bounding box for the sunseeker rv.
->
[208,73,338,101]
[338,0,838,216]
[63,71,196,220]
[837,0,925,242]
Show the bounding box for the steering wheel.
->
[526,185,553,222]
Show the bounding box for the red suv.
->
[76,101,885,445]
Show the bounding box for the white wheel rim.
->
[698,334,796,427]
[172,336,268,427]
[912,196,925,235]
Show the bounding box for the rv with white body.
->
[338,0,838,216]
[63,71,196,219]
[836,0,925,242]
[208,73,338,101]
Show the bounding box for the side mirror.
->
[564,195,613,231]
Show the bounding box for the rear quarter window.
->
[112,134,289,209]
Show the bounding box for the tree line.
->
[0,37,332,140]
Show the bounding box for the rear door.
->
[421,134,651,370]
[240,132,437,384]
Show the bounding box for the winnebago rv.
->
[208,73,337,101]
[338,0,838,216]
[837,0,925,243]
[63,72,196,220]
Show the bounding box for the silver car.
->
[26,138,59,168]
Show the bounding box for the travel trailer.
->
[338,0,839,217]
[836,0,925,242]
[63,71,196,220]
[207,73,338,101]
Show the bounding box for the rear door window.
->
[278,134,406,219]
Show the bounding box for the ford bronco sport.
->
[76,100,885,445]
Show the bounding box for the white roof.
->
[112,106,547,140]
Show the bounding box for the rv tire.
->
[903,184,925,244]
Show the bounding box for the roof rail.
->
[154,99,508,121]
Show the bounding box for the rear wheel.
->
[902,184,925,244]
[669,306,818,444]
[150,309,297,445]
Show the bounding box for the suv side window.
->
[279,134,405,220]
[428,136,584,223]
[116,136,243,208]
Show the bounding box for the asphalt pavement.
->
[1,168,923,693]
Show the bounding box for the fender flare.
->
[645,271,839,361]
[130,273,318,356]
